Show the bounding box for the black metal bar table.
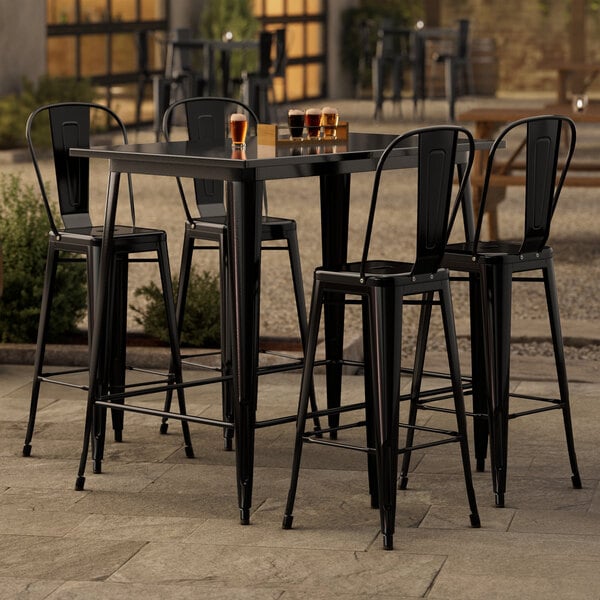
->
[71,133,489,524]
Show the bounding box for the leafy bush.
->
[199,0,259,81]
[0,76,95,149]
[0,173,87,342]
[132,268,221,348]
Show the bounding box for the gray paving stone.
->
[0,577,63,599]
[45,581,284,599]
[0,535,144,580]
[109,542,445,596]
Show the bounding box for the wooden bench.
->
[457,105,600,237]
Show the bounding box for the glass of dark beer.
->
[230,113,248,148]
[304,108,321,139]
[288,109,305,140]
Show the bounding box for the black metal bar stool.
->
[159,96,318,449]
[23,102,194,467]
[282,125,480,550]
[403,115,582,507]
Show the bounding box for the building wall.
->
[2,0,600,100]
[440,0,600,95]
[0,0,46,96]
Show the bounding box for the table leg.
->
[226,179,263,524]
[108,255,128,443]
[319,174,351,437]
[468,273,489,473]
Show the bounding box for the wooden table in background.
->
[458,104,600,237]
[546,62,600,104]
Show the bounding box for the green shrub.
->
[0,173,87,342]
[0,76,95,150]
[199,0,259,82]
[132,269,221,348]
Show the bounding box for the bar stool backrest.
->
[162,96,260,221]
[455,19,470,61]
[474,115,576,254]
[257,31,274,78]
[26,102,135,234]
[360,125,475,281]
[272,29,287,78]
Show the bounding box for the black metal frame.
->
[158,96,318,449]
[282,126,480,550]
[22,101,194,466]
[68,132,491,526]
[413,115,582,508]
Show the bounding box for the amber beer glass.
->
[320,106,339,139]
[304,108,321,138]
[230,113,248,147]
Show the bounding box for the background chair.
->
[241,29,287,122]
[153,28,206,140]
[23,102,194,467]
[282,125,480,550]
[372,23,414,120]
[408,115,582,508]
[432,19,473,121]
[160,96,317,449]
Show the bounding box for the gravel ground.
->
[4,95,599,361]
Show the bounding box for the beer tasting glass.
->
[321,106,339,139]
[288,109,305,140]
[304,108,322,139]
[230,112,248,147]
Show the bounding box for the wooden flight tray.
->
[257,122,349,146]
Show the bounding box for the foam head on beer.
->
[230,112,248,146]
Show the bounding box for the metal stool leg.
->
[367,285,402,551]
[399,291,434,490]
[22,245,59,457]
[543,261,581,489]
[285,228,321,432]
[161,231,195,434]
[440,281,480,526]
[283,279,323,530]
[481,264,512,508]
[157,238,195,458]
